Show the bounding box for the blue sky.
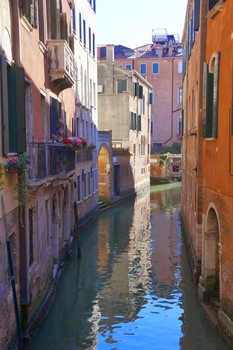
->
[96,0,188,48]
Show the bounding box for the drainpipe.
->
[164,57,175,145]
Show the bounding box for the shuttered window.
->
[209,0,220,11]
[0,56,26,155]
[202,52,220,138]
[194,0,200,31]
[139,85,143,99]
[20,0,37,28]
[117,80,127,93]
[50,97,61,139]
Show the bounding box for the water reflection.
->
[30,184,231,350]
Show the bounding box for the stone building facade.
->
[182,0,233,342]
[98,44,152,200]
[0,1,98,349]
[98,33,183,153]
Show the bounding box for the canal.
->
[29,184,231,350]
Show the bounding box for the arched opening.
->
[203,207,220,298]
[98,144,111,203]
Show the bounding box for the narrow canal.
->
[29,184,231,350]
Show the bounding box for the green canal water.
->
[29,184,231,350]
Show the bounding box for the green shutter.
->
[206,71,213,138]
[139,85,143,99]
[7,65,26,153]
[0,56,9,155]
[202,62,208,137]
[117,80,127,93]
[60,12,68,40]
[212,52,220,138]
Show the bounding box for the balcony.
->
[47,40,75,94]
[27,142,75,182]
[76,148,94,163]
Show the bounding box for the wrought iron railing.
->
[76,148,93,163]
[27,142,75,181]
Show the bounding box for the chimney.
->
[168,39,173,57]
[105,44,114,94]
[106,44,114,66]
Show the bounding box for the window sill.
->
[21,15,33,34]
[207,2,225,20]
[205,137,216,141]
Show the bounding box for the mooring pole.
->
[74,201,81,257]
[1,195,24,350]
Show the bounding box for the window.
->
[125,64,132,70]
[130,112,137,130]
[209,0,223,11]
[173,165,180,173]
[29,207,36,266]
[72,8,76,34]
[138,115,142,132]
[83,19,86,47]
[20,0,37,28]
[178,87,182,104]
[38,0,45,42]
[178,61,182,74]
[89,27,92,53]
[152,62,159,74]
[88,172,91,195]
[45,199,50,245]
[178,114,182,135]
[140,63,147,75]
[117,80,127,93]
[149,91,154,105]
[92,33,96,58]
[50,97,61,140]
[140,96,145,115]
[0,57,26,155]
[133,82,139,96]
[202,52,220,138]
[83,172,87,198]
[77,175,81,202]
[79,13,82,42]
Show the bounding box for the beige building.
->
[98,31,183,153]
[98,45,152,199]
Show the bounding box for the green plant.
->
[0,163,7,190]
[13,154,30,224]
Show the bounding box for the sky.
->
[96,0,188,48]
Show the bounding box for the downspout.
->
[13,0,30,333]
[164,57,174,145]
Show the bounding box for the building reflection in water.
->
[29,183,231,350]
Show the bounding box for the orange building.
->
[182,0,233,342]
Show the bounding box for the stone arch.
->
[0,0,13,61]
[203,205,220,298]
[98,143,111,203]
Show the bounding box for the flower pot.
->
[7,167,18,174]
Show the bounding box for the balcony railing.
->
[27,142,75,181]
[47,39,75,94]
[76,148,93,163]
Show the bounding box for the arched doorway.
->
[202,207,220,298]
[98,144,111,203]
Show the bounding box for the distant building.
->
[98,44,152,199]
[98,29,183,153]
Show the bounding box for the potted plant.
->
[4,156,20,173]
[4,154,30,224]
